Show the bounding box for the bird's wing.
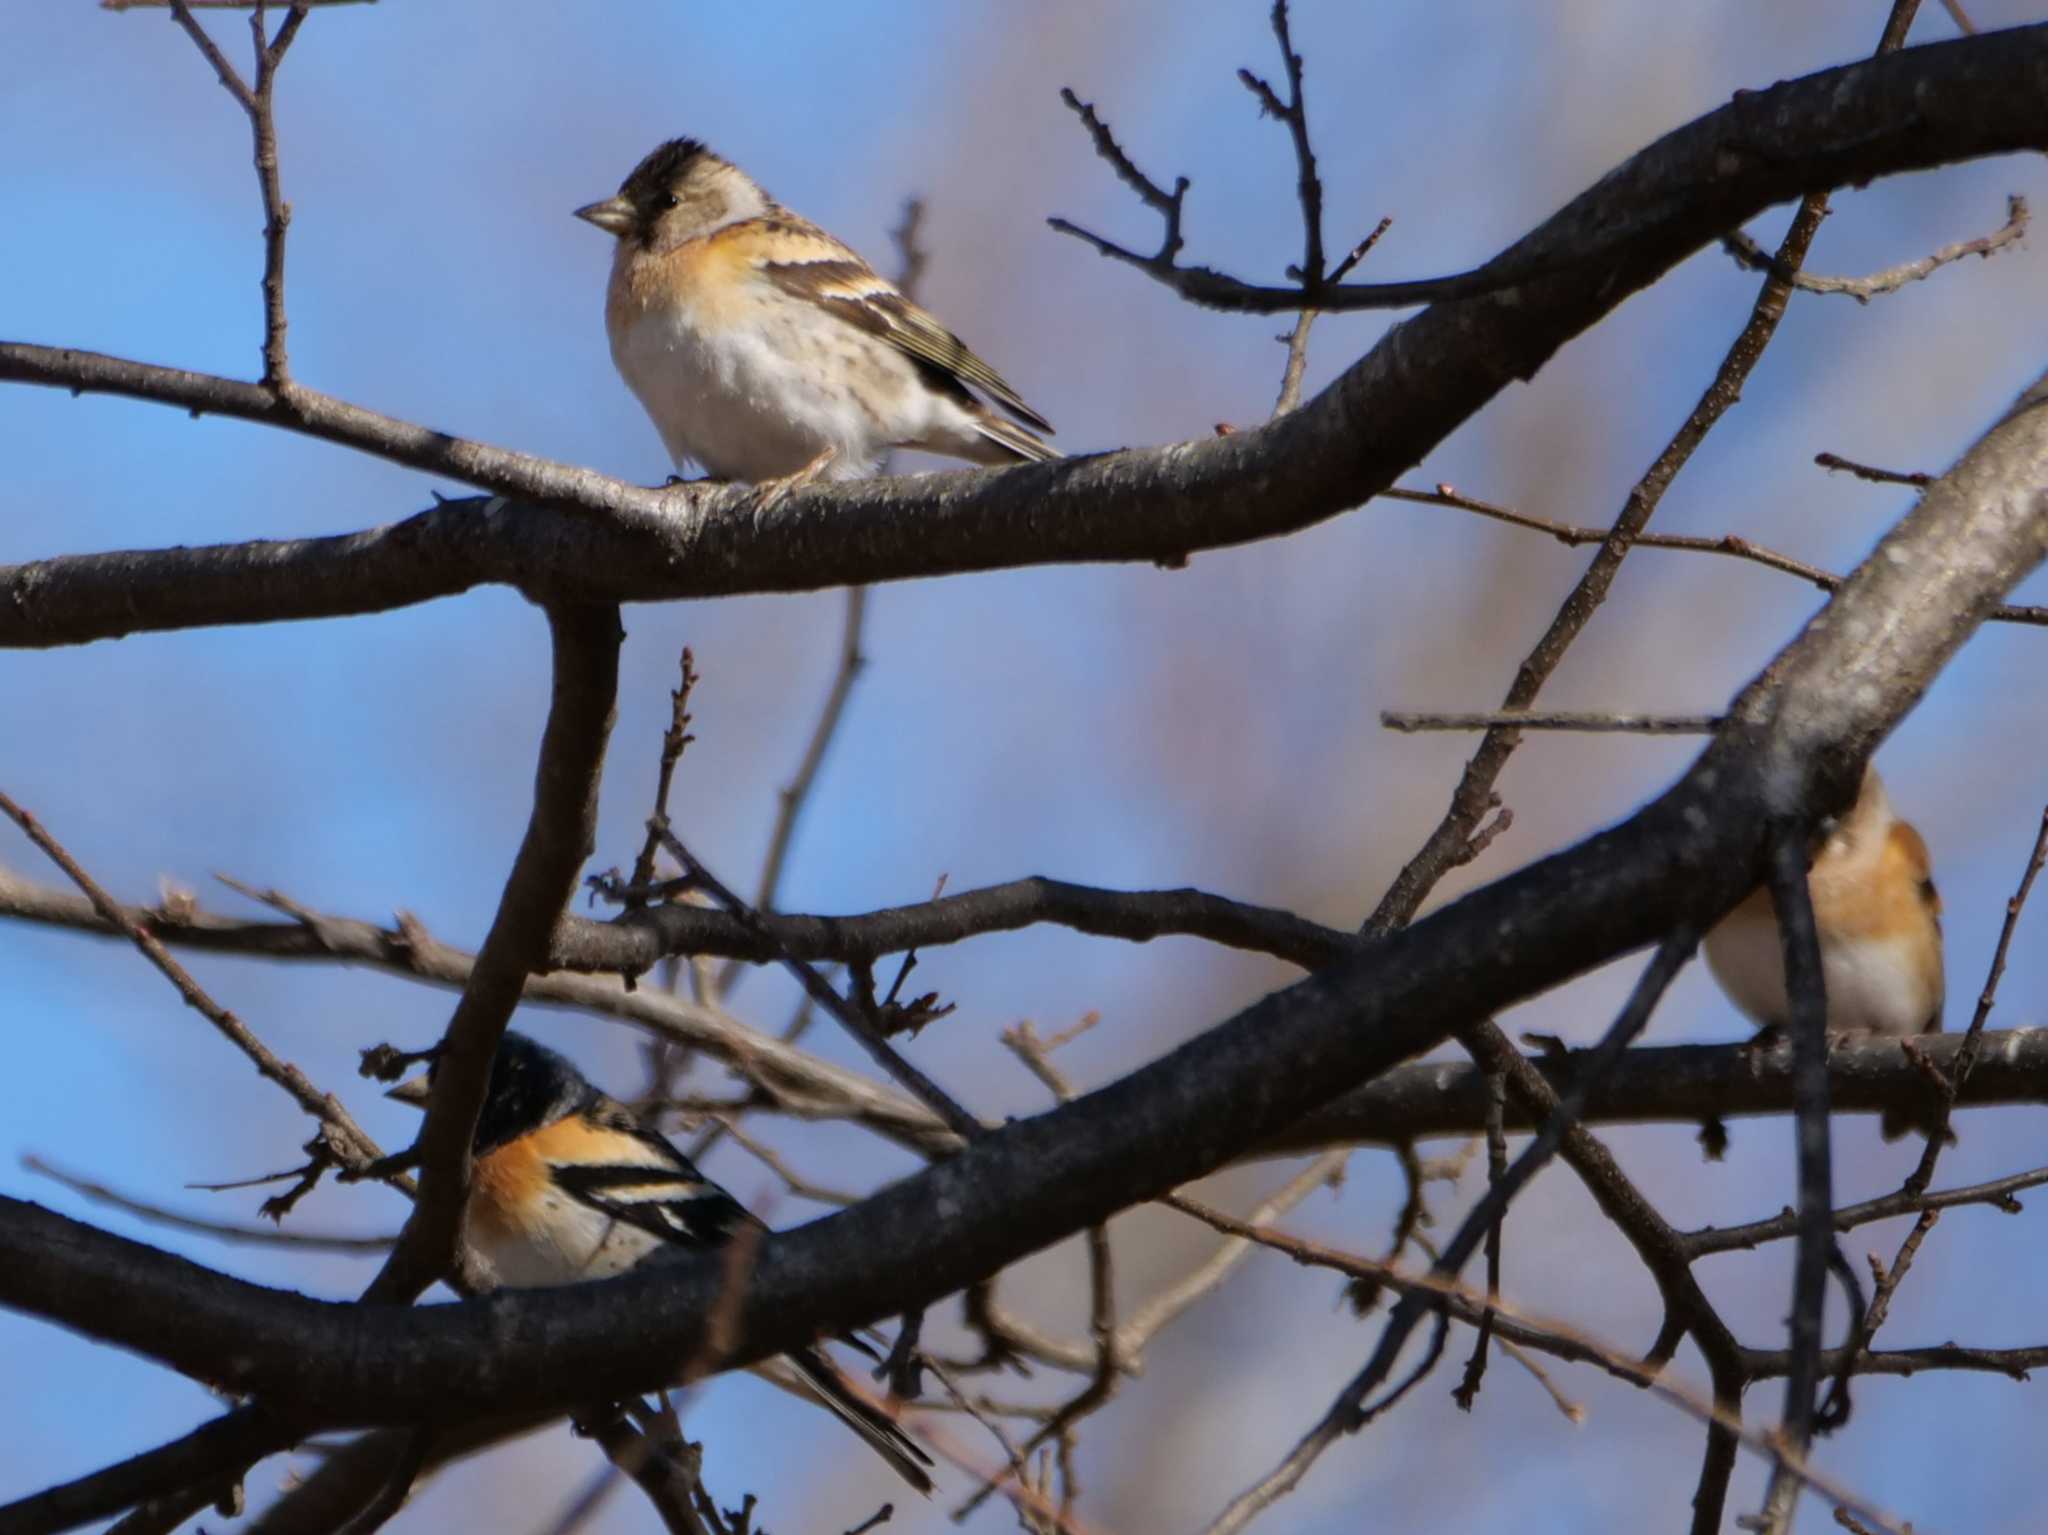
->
[750,220,1053,434]
[538,1107,751,1248]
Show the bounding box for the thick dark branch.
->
[1759,822,1838,1534]
[363,603,621,1302]
[1269,1029,2048,1148]
[1,362,2044,1450]
[7,32,2048,648]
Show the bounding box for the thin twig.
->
[1382,481,2048,626]
[1384,710,1720,735]
[717,585,867,994]
[1054,87,1188,263]
[660,830,984,1142]
[1121,1152,1348,1353]
[1171,1210,1914,1535]
[0,789,399,1189]
[1367,179,1837,933]
[1901,800,2048,1194]
[1724,195,2026,303]
[626,649,699,903]
[1687,1162,2048,1256]
[1814,452,1935,487]
[108,0,366,7]
[956,1023,1123,1519]
[1272,220,1390,415]
[1237,0,1325,288]
[165,0,310,384]
[22,1155,393,1253]
[1333,938,1698,1443]
[707,1117,861,1208]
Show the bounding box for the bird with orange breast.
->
[1702,768,1944,1134]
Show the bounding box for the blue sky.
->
[6,2,2048,1532]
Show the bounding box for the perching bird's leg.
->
[747,446,837,516]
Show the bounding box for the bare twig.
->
[718,585,867,994]
[1814,452,1935,487]
[164,0,311,385]
[1381,481,2048,626]
[707,1118,861,1208]
[1168,1212,1914,1535]
[625,648,699,904]
[108,0,365,7]
[1121,1152,1348,1353]
[13,853,2048,1151]
[1724,195,2026,303]
[1237,0,1325,289]
[956,1024,1121,1518]
[22,1155,392,1253]
[1368,183,1837,933]
[1900,801,2048,1194]
[573,1417,709,1535]
[1313,935,1696,1477]
[1272,219,1390,415]
[0,789,399,1190]
[1383,710,1721,735]
[1054,87,1188,264]
[10,39,2048,645]
[658,830,984,1142]
[1688,1162,2048,1256]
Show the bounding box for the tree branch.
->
[3,348,2045,1436]
[362,602,621,1303]
[11,861,2048,1146]
[6,32,2048,647]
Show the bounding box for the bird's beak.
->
[386,1074,433,1109]
[574,195,636,237]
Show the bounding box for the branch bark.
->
[3,356,2045,1452]
[5,31,2048,648]
[361,602,622,1303]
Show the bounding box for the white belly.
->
[611,296,943,483]
[471,1193,667,1288]
[1704,916,1937,1037]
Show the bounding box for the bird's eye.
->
[659,192,680,212]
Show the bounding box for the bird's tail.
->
[972,410,1063,464]
[786,1346,935,1494]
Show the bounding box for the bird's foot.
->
[746,446,838,516]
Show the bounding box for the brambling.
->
[574,138,1059,490]
[1702,769,1944,1133]
[388,1030,934,1493]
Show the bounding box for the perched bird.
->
[574,138,1058,490]
[1702,770,1944,1133]
[388,1031,933,1493]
